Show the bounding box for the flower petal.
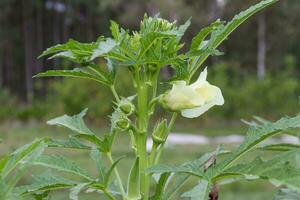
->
[181,102,215,118]
[191,67,208,89]
[181,85,224,118]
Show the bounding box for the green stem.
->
[149,69,160,116]
[107,153,126,198]
[149,142,159,165]
[110,85,120,102]
[166,175,190,200]
[103,188,117,200]
[136,68,149,199]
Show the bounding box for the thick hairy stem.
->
[136,78,149,200]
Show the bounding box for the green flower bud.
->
[115,118,131,130]
[120,102,135,116]
[152,119,168,144]
[118,98,135,116]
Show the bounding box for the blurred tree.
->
[0,0,299,103]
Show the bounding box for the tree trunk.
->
[257,13,266,80]
[22,0,35,103]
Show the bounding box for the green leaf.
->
[215,150,300,190]
[126,158,141,200]
[161,148,228,200]
[210,115,300,177]
[0,156,9,174]
[190,20,223,50]
[47,108,94,135]
[188,0,278,76]
[151,173,171,200]
[69,183,91,200]
[46,137,91,150]
[16,171,78,195]
[0,176,8,199]
[91,38,116,60]
[259,143,300,152]
[48,109,114,152]
[186,49,224,57]
[1,139,46,177]
[110,20,120,40]
[181,180,211,200]
[104,156,125,187]
[34,68,110,85]
[177,18,191,39]
[74,133,113,153]
[39,38,101,63]
[147,148,228,179]
[90,148,106,183]
[146,163,206,179]
[274,188,300,200]
[33,155,93,181]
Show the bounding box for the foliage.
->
[209,63,300,119]
[3,1,299,200]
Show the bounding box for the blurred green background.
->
[0,0,299,199]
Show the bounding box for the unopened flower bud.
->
[120,102,135,116]
[116,118,131,130]
[152,119,168,144]
[119,98,135,116]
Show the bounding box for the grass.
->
[0,120,279,200]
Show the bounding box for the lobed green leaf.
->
[33,155,93,181]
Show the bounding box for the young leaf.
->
[181,180,211,200]
[33,155,93,181]
[126,158,141,200]
[91,38,116,60]
[47,108,94,135]
[110,20,120,41]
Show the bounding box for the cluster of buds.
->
[111,97,135,131]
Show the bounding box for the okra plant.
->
[1,0,300,199]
